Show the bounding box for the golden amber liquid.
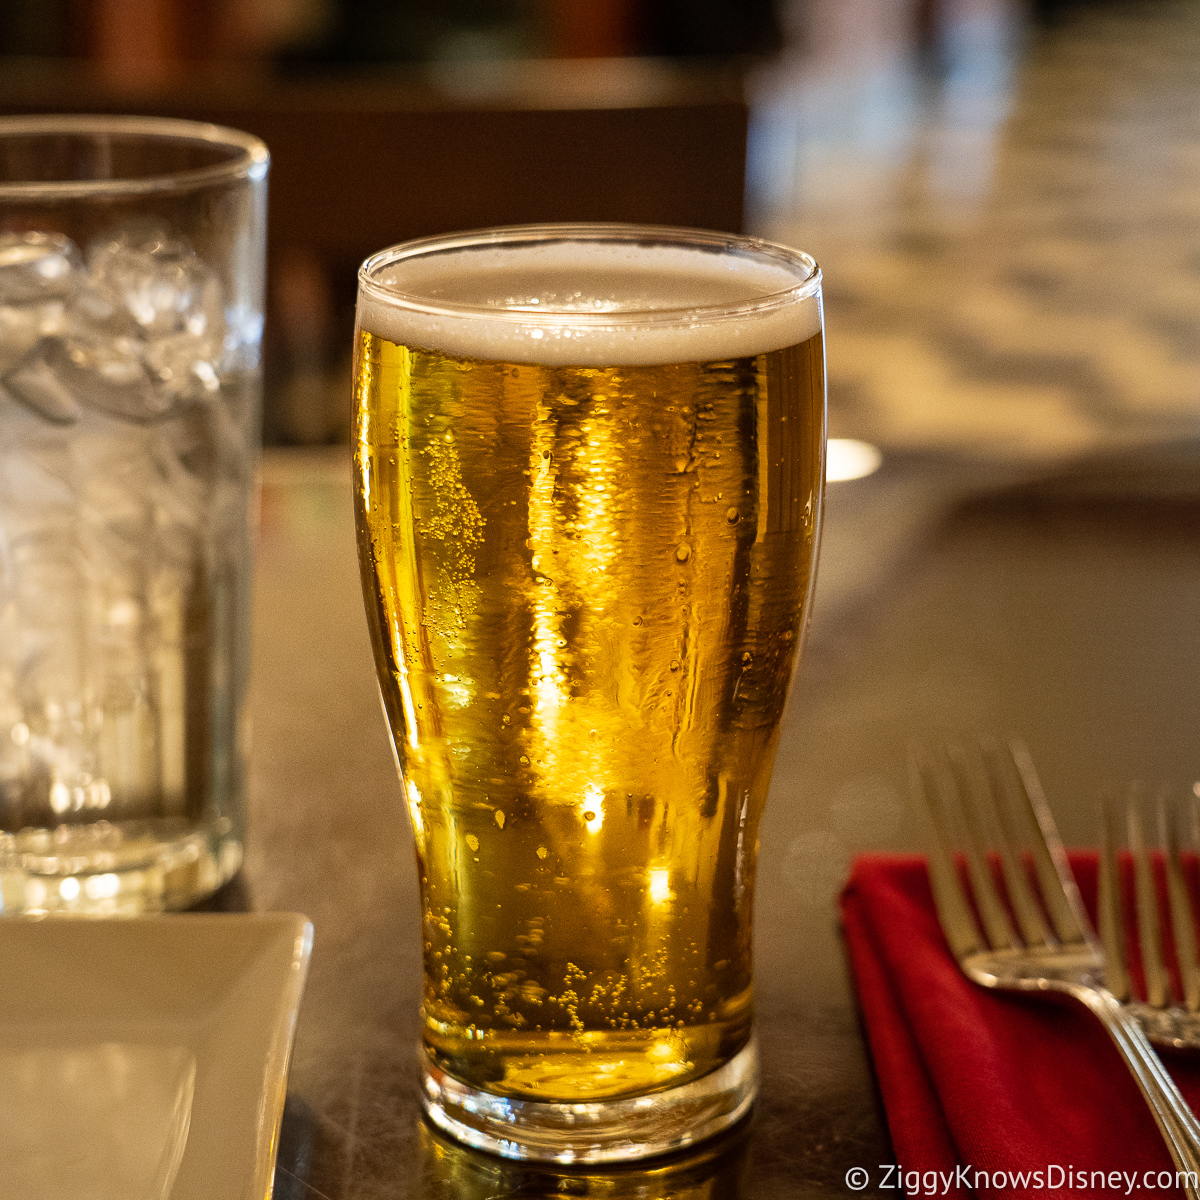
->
[354,330,824,1101]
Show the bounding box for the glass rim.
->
[358,223,821,328]
[0,114,269,200]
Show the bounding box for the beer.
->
[354,234,824,1109]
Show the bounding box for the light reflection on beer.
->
[526,386,625,841]
[527,402,565,787]
[405,778,424,844]
[734,789,750,907]
[397,673,420,752]
[582,783,604,834]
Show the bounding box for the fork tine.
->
[978,738,1053,947]
[1006,739,1091,945]
[944,744,1019,951]
[908,748,984,960]
[1129,791,1169,1008]
[1161,793,1200,1012]
[1098,789,1131,1002]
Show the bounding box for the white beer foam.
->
[357,240,821,366]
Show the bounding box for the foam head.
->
[357,227,822,366]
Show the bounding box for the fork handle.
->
[1072,984,1200,1194]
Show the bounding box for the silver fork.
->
[1101,787,1200,1049]
[911,739,1200,1193]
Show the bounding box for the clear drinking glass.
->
[353,224,825,1161]
[0,116,268,914]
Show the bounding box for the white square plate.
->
[0,913,312,1200]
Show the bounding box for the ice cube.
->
[87,222,224,343]
[182,271,225,348]
[63,280,125,339]
[2,339,82,424]
[70,417,157,563]
[9,547,88,736]
[0,398,78,565]
[222,303,263,371]
[0,423,75,618]
[91,602,159,813]
[0,298,66,373]
[152,465,206,565]
[0,443,75,514]
[0,668,29,821]
[0,232,82,304]
[143,332,222,407]
[16,335,174,425]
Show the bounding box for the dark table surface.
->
[238,436,1200,1199]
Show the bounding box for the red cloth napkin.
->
[840,854,1200,1200]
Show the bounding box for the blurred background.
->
[2,0,1195,459]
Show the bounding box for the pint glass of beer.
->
[353,225,825,1162]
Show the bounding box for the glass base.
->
[420,1036,758,1164]
[0,819,242,915]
